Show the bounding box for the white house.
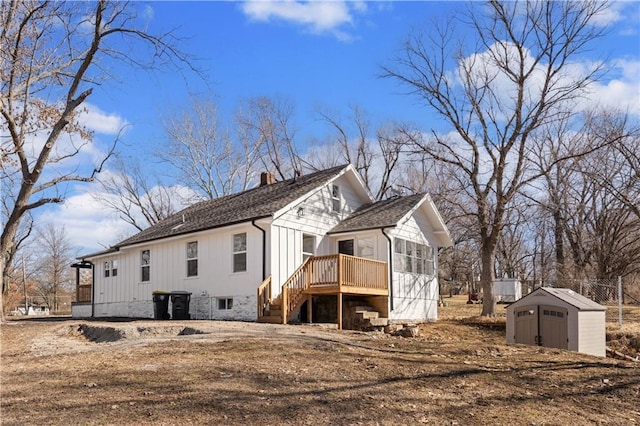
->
[72,164,453,329]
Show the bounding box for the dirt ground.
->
[1,297,639,425]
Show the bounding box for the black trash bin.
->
[170,291,192,320]
[152,291,171,320]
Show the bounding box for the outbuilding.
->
[492,278,522,303]
[506,287,606,357]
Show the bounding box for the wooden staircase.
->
[256,254,389,328]
[258,295,284,324]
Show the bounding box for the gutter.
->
[251,220,267,281]
[381,228,394,312]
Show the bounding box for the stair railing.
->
[257,275,272,320]
[281,258,311,324]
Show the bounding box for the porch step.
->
[356,310,379,320]
[267,309,283,317]
[257,315,282,324]
[368,317,388,327]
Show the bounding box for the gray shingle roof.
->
[328,193,425,234]
[541,288,606,311]
[116,165,349,248]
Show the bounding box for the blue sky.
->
[33,1,640,254]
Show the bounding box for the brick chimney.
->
[260,172,276,186]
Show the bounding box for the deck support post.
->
[337,292,343,330]
[307,294,313,324]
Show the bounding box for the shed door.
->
[514,306,537,345]
[539,306,568,350]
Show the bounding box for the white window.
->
[141,250,150,282]
[104,260,118,278]
[218,298,233,310]
[331,184,341,212]
[186,241,198,277]
[394,238,434,276]
[357,238,375,259]
[302,234,316,261]
[233,233,247,273]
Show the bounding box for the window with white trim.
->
[394,238,434,276]
[104,260,118,278]
[218,298,233,310]
[186,241,198,277]
[233,233,247,273]
[302,234,316,261]
[331,184,341,212]
[357,238,375,259]
[141,250,150,282]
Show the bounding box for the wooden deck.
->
[258,254,388,328]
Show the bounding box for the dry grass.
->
[1,299,639,426]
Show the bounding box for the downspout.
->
[381,228,394,312]
[251,220,267,281]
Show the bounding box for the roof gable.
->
[328,193,425,234]
[115,165,350,248]
[328,193,453,247]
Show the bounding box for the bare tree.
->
[237,96,302,180]
[93,157,183,232]
[0,1,191,317]
[311,106,406,200]
[383,1,610,316]
[160,96,260,199]
[33,224,74,312]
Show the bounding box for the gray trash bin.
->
[170,291,192,320]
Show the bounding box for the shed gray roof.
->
[538,288,606,311]
[328,193,425,234]
[115,165,349,248]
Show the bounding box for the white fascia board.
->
[398,193,453,247]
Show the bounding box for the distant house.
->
[72,164,453,328]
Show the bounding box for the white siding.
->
[389,214,440,322]
[270,174,370,289]
[89,224,263,319]
[577,311,606,357]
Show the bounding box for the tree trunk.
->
[480,241,497,317]
[553,209,565,282]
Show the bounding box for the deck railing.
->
[281,254,387,323]
[77,284,92,303]
[256,275,272,320]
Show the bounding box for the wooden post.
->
[337,292,342,330]
[282,286,288,325]
[307,294,313,324]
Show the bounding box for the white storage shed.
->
[492,278,522,303]
[506,287,606,357]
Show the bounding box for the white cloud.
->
[38,192,134,255]
[582,59,640,115]
[37,174,200,255]
[240,1,362,40]
[455,42,640,123]
[78,103,129,135]
[591,3,624,27]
